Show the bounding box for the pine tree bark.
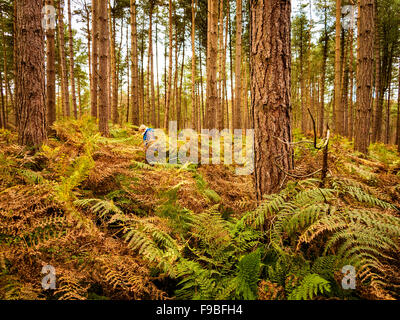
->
[348,6,355,139]
[57,0,70,118]
[98,0,109,135]
[16,0,47,147]
[91,0,99,118]
[164,0,174,129]
[319,2,329,137]
[148,3,156,127]
[67,0,78,119]
[130,0,139,126]
[46,0,56,129]
[354,0,374,154]
[396,58,400,150]
[334,0,344,135]
[109,5,118,124]
[206,0,219,129]
[251,0,293,198]
[191,0,197,130]
[372,0,381,143]
[234,0,242,130]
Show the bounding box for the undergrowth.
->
[0,119,399,300]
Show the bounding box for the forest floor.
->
[0,118,399,300]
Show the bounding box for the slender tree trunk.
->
[319,7,328,137]
[109,5,118,124]
[385,73,392,144]
[206,0,219,129]
[155,24,160,128]
[57,0,70,118]
[148,4,156,127]
[228,0,234,131]
[126,22,130,123]
[46,0,56,129]
[67,0,78,119]
[130,0,139,126]
[334,0,344,135]
[91,0,99,118]
[85,1,92,118]
[16,0,47,147]
[372,0,381,143]
[251,0,293,198]
[217,0,224,130]
[234,0,242,130]
[348,7,355,139]
[354,0,374,154]
[0,71,5,129]
[98,0,109,135]
[164,0,174,129]
[396,58,400,151]
[191,0,197,130]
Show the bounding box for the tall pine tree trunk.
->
[191,0,197,130]
[46,0,56,129]
[372,0,381,143]
[354,0,374,153]
[91,0,99,118]
[98,0,109,135]
[130,0,139,126]
[16,0,47,147]
[164,0,173,129]
[67,0,78,119]
[206,0,218,129]
[57,0,70,118]
[234,0,242,130]
[251,0,293,198]
[334,0,344,135]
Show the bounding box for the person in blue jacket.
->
[139,124,156,151]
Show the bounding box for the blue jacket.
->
[143,128,155,146]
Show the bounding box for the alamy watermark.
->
[341,265,356,290]
[42,5,56,31]
[341,5,357,31]
[41,264,56,290]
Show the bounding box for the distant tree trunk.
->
[148,3,156,127]
[348,7,355,139]
[0,71,5,129]
[334,0,344,135]
[46,0,56,129]
[155,24,160,128]
[372,0,381,143]
[84,2,92,114]
[319,1,329,137]
[98,0,109,136]
[228,0,234,131]
[396,58,400,151]
[164,0,173,129]
[206,0,218,129]
[57,0,70,118]
[91,0,99,118]
[126,23,130,123]
[234,0,242,130]
[354,0,374,154]
[217,0,224,130]
[16,0,47,147]
[191,0,197,130]
[130,0,139,126]
[385,73,392,144]
[109,6,118,124]
[177,42,185,130]
[251,0,293,198]
[67,0,78,119]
